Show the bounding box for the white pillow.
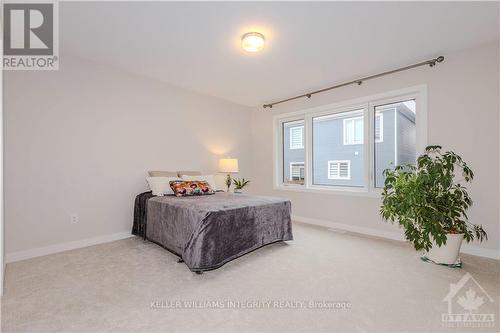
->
[146,177,180,196]
[181,174,217,191]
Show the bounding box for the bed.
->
[132,192,292,272]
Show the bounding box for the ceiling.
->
[60,2,499,107]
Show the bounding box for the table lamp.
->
[218,158,239,192]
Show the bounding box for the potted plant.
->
[232,178,250,194]
[380,145,487,266]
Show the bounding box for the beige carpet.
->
[1,222,499,332]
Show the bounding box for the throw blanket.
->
[146,193,292,272]
[132,191,155,239]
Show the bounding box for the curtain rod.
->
[262,56,444,109]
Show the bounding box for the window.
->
[375,113,383,143]
[275,86,425,194]
[328,160,350,180]
[283,120,305,185]
[289,126,304,149]
[290,162,305,182]
[312,109,364,187]
[343,116,363,145]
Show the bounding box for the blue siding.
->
[375,105,416,187]
[312,115,364,187]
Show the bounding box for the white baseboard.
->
[460,244,500,260]
[6,231,133,263]
[292,215,500,261]
[292,215,405,242]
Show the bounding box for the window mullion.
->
[305,114,313,189]
[365,104,373,192]
[274,118,283,188]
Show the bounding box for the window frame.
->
[273,85,427,196]
[289,126,304,150]
[327,160,351,180]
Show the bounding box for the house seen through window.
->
[278,91,420,192]
[374,100,416,188]
[312,109,364,187]
[283,120,305,185]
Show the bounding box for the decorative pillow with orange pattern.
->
[169,180,215,197]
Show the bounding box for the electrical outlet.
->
[70,214,79,224]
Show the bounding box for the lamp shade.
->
[218,158,239,173]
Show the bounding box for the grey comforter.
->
[146,193,292,272]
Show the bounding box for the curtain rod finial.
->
[429,56,444,67]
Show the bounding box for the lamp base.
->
[225,174,232,192]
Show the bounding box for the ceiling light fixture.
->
[241,32,265,52]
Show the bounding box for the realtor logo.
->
[2,1,59,69]
[442,272,495,328]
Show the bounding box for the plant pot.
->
[425,233,464,265]
[234,189,243,194]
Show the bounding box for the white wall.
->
[498,2,500,262]
[250,42,500,258]
[1,32,4,293]
[4,55,252,256]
